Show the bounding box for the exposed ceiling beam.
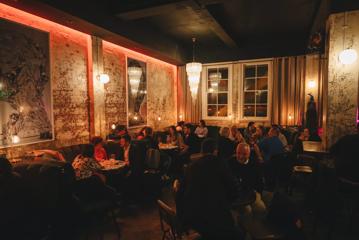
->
[188,0,238,49]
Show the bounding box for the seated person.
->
[330,123,359,182]
[273,125,290,152]
[0,157,27,238]
[217,127,236,161]
[244,121,256,142]
[182,123,199,155]
[136,126,146,140]
[228,143,266,217]
[167,125,184,148]
[108,124,128,140]
[91,136,108,162]
[72,144,115,201]
[143,127,158,149]
[194,119,208,138]
[176,138,242,240]
[229,125,246,144]
[29,149,65,162]
[119,134,133,166]
[258,127,284,162]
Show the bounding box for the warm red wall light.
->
[0,3,89,41]
[103,40,177,71]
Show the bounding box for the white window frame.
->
[239,61,272,121]
[201,64,233,120]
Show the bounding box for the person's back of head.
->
[91,136,103,146]
[248,121,255,129]
[144,127,153,137]
[220,127,230,138]
[199,119,206,127]
[82,144,95,158]
[121,134,131,144]
[0,157,13,177]
[201,138,216,154]
[269,126,280,137]
[184,123,193,134]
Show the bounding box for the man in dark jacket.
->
[178,139,243,240]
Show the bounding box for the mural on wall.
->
[127,57,147,127]
[0,19,52,147]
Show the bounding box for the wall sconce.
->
[338,12,358,65]
[111,123,116,130]
[98,73,110,84]
[12,135,20,144]
[308,80,316,89]
[288,114,293,121]
[179,114,183,120]
[157,116,161,121]
[133,115,138,120]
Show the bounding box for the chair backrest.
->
[157,199,182,238]
[146,148,161,170]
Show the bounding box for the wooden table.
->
[302,141,327,154]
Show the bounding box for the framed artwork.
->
[127,57,147,128]
[0,18,53,147]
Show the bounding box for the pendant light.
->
[339,12,357,65]
[186,38,202,101]
[128,62,143,97]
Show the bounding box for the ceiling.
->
[4,0,359,64]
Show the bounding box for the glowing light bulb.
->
[158,116,161,121]
[111,124,116,130]
[308,80,316,89]
[98,73,110,84]
[179,115,183,120]
[288,114,293,120]
[134,116,138,120]
[339,49,357,65]
[12,135,20,144]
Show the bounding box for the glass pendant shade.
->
[128,66,142,96]
[186,62,202,101]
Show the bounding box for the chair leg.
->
[110,210,121,239]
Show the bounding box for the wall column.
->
[326,11,359,147]
[91,36,107,139]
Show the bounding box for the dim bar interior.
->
[0,0,359,239]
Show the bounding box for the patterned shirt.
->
[72,155,102,180]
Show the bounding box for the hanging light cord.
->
[192,37,196,62]
[342,12,347,50]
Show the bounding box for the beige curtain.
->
[272,54,325,127]
[272,56,306,126]
[177,66,202,123]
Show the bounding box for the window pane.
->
[244,92,255,104]
[244,78,255,90]
[207,93,217,104]
[244,66,255,78]
[256,105,267,117]
[208,68,217,78]
[257,77,268,90]
[218,80,228,91]
[257,65,268,77]
[256,91,268,103]
[218,105,228,116]
[244,105,255,117]
[218,93,228,104]
[219,68,228,79]
[207,105,217,116]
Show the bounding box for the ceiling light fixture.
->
[339,12,357,65]
[186,37,202,102]
[128,63,142,97]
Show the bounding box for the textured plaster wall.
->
[327,11,359,147]
[103,42,177,132]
